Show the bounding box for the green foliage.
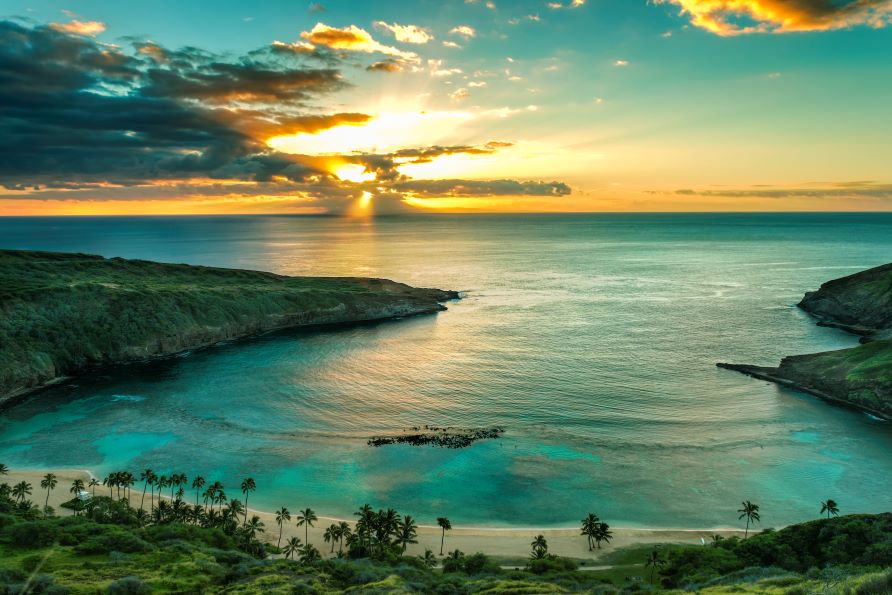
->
[0,250,453,399]
[661,513,892,588]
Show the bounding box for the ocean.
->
[2,213,891,528]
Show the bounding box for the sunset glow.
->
[1,1,890,215]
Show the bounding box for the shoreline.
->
[716,362,891,421]
[3,467,751,560]
[0,302,456,413]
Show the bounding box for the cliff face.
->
[0,250,458,405]
[718,263,892,420]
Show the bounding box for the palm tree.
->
[299,543,321,564]
[645,549,665,584]
[244,515,265,539]
[594,522,613,549]
[580,513,600,551]
[240,478,256,526]
[192,476,205,506]
[139,469,154,512]
[0,463,8,476]
[737,500,761,539]
[337,521,351,555]
[275,507,291,549]
[296,507,318,545]
[323,524,337,553]
[12,480,32,503]
[283,536,302,560]
[397,515,419,553]
[40,473,57,511]
[227,498,245,522]
[419,548,437,568]
[821,499,839,519]
[69,479,86,516]
[531,534,549,559]
[437,517,452,556]
[88,478,100,498]
[122,472,135,502]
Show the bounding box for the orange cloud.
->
[49,19,106,36]
[299,22,418,60]
[373,21,434,44]
[654,0,892,35]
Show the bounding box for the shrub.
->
[7,521,60,548]
[106,576,152,595]
[76,529,152,554]
[855,570,892,595]
[527,556,578,575]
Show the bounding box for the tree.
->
[738,500,761,539]
[240,478,256,527]
[594,522,613,549]
[530,534,549,559]
[296,508,318,545]
[69,479,85,515]
[283,536,302,560]
[437,517,452,556]
[139,469,154,512]
[0,463,8,476]
[40,473,57,511]
[580,513,600,551]
[337,521,351,555]
[88,478,100,498]
[419,548,437,568]
[324,524,337,553]
[645,549,665,584]
[397,515,419,553]
[12,480,32,503]
[299,543,321,564]
[275,507,291,549]
[192,476,205,507]
[821,499,839,519]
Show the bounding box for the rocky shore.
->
[0,250,458,407]
[718,263,892,420]
[367,426,505,448]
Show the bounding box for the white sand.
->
[3,468,746,560]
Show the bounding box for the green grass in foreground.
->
[2,473,892,593]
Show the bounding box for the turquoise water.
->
[2,213,892,528]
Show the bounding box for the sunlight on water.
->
[2,213,892,527]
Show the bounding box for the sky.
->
[1,0,891,215]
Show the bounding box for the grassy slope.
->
[0,250,456,403]
[720,262,892,419]
[1,511,890,594]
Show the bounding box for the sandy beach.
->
[3,468,747,561]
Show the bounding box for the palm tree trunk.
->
[440,528,445,555]
[745,518,750,539]
[278,526,283,549]
[45,490,50,509]
[140,484,148,511]
[243,494,249,527]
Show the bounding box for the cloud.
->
[373,21,433,44]
[0,20,571,212]
[442,40,462,48]
[657,182,892,200]
[299,23,419,61]
[653,0,892,36]
[449,88,470,101]
[395,179,571,196]
[49,19,106,36]
[613,59,629,66]
[449,25,477,37]
[366,59,405,73]
[308,2,326,13]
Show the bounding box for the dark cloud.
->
[0,20,571,211]
[395,179,571,197]
[659,182,892,200]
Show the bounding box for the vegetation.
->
[720,262,892,418]
[1,464,890,592]
[0,250,457,403]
